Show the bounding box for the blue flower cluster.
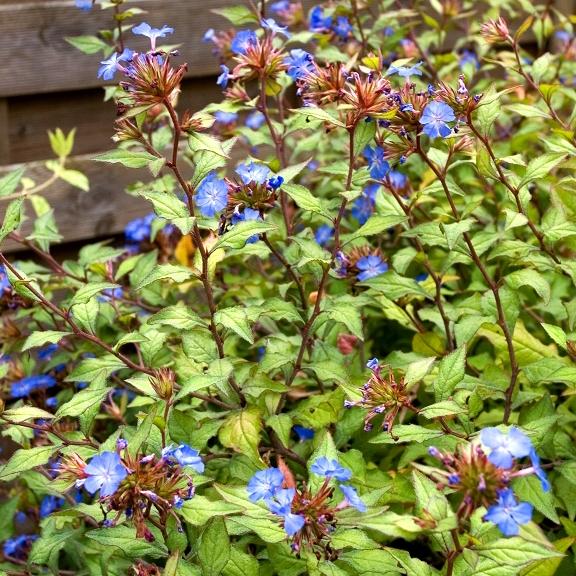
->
[10,375,57,399]
[480,427,549,536]
[309,6,352,40]
[247,457,366,537]
[124,213,155,245]
[3,534,38,559]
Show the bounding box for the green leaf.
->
[56,387,111,418]
[66,35,109,54]
[0,167,24,198]
[518,153,565,189]
[2,406,55,422]
[225,515,286,543]
[218,408,262,464]
[433,345,466,401]
[147,305,207,330]
[277,159,312,184]
[345,214,408,241]
[127,404,159,458]
[223,547,260,576]
[86,525,168,559]
[370,424,444,444]
[266,414,292,447]
[282,183,325,216]
[419,400,467,419]
[188,132,230,157]
[412,470,456,527]
[211,5,257,25]
[21,330,70,352]
[475,537,562,570]
[214,306,254,344]
[179,496,245,526]
[94,149,164,176]
[137,189,189,220]
[135,264,195,291]
[0,198,24,242]
[513,475,559,523]
[70,282,119,306]
[29,527,80,566]
[0,445,59,481]
[213,221,277,251]
[506,269,550,305]
[291,107,347,128]
[198,518,231,576]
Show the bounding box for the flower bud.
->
[150,368,175,400]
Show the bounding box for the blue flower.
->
[387,170,408,190]
[46,397,59,409]
[83,452,128,497]
[285,49,314,79]
[363,146,390,180]
[459,49,480,71]
[283,513,305,536]
[484,488,532,536]
[351,194,374,225]
[39,495,64,518]
[247,468,284,502]
[294,425,315,441]
[3,534,38,558]
[386,61,423,79]
[357,255,388,281]
[266,487,295,516]
[38,343,59,361]
[366,358,379,370]
[75,0,93,10]
[268,176,284,190]
[338,484,366,512]
[480,427,533,469]
[203,28,216,43]
[97,48,134,81]
[270,1,291,13]
[214,111,238,125]
[314,225,334,246]
[420,101,456,138]
[262,18,291,38]
[332,17,352,40]
[246,111,265,130]
[125,213,155,243]
[0,264,11,293]
[11,375,56,398]
[310,457,352,481]
[195,172,228,218]
[231,30,258,55]
[99,287,124,302]
[236,162,271,185]
[217,65,230,89]
[529,448,550,492]
[415,272,429,282]
[309,6,332,32]
[132,22,174,50]
[162,444,204,473]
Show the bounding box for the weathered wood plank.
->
[0,99,9,164]
[0,0,232,97]
[0,156,151,252]
[4,77,222,165]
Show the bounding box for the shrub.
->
[1,0,575,574]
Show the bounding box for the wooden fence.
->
[0,0,574,252]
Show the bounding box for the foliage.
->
[1,0,576,574]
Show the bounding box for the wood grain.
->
[0,0,232,97]
[5,77,222,165]
[0,156,151,253]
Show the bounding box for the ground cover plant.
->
[1,0,576,574]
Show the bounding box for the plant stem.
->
[162,98,246,406]
[285,125,357,389]
[417,144,519,423]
